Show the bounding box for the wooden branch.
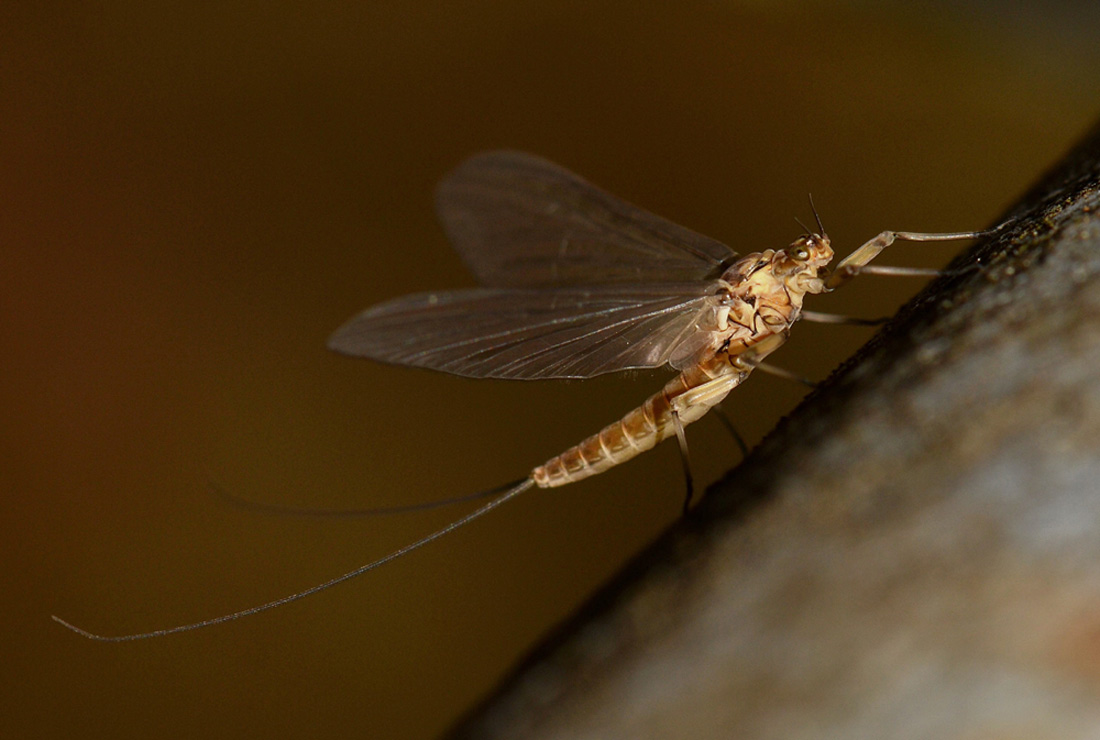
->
[450,118,1100,739]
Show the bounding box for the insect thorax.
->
[717,248,821,337]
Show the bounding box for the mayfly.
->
[55,151,1005,640]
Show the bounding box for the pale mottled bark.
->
[450,119,1100,740]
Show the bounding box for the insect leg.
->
[712,405,750,458]
[671,373,744,412]
[856,265,941,278]
[671,409,694,514]
[670,373,746,513]
[753,363,817,388]
[800,311,889,326]
[826,223,1008,291]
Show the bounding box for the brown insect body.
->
[533,236,834,486]
[53,153,1007,641]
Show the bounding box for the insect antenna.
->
[206,478,504,519]
[52,477,536,641]
[808,193,827,237]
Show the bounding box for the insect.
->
[54,151,1004,640]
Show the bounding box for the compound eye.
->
[791,246,810,261]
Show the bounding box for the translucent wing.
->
[328,284,721,380]
[436,151,737,287]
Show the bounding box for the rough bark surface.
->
[449,119,1100,740]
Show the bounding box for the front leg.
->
[825,223,1008,291]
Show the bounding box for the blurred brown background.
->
[4,2,1098,738]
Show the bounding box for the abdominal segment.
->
[532,355,742,488]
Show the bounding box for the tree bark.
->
[449,118,1100,740]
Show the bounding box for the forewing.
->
[436,151,737,287]
[328,284,720,380]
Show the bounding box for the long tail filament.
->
[52,478,535,641]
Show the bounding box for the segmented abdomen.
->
[531,354,743,488]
